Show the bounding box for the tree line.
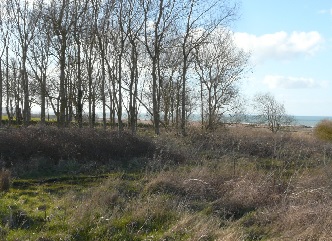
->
[0,0,249,135]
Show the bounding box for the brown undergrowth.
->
[1,125,332,240]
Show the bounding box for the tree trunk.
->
[0,58,3,127]
[92,87,96,126]
[0,58,2,127]
[22,50,30,127]
[76,39,83,128]
[200,78,204,129]
[118,53,123,132]
[59,36,67,127]
[101,56,107,129]
[181,55,187,136]
[128,44,138,134]
[88,69,93,128]
[152,57,160,135]
[5,46,11,126]
[40,72,46,125]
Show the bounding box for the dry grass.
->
[0,126,186,177]
[268,167,332,240]
[2,125,332,240]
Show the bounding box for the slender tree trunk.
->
[59,37,67,127]
[0,58,2,127]
[5,46,11,126]
[88,63,93,127]
[208,87,213,129]
[152,57,160,135]
[66,71,72,124]
[200,78,204,128]
[118,53,123,132]
[108,71,114,128]
[16,66,21,125]
[175,78,180,130]
[181,55,187,136]
[111,68,117,128]
[92,87,96,126]
[76,40,83,128]
[117,7,125,132]
[101,56,107,129]
[133,66,138,132]
[22,50,30,126]
[40,72,46,125]
[128,44,138,134]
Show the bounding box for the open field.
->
[0,125,332,240]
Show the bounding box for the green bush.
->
[314,120,332,142]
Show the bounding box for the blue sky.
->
[233,0,332,116]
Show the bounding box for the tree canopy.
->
[0,0,249,133]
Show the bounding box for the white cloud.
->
[263,75,327,89]
[233,31,324,64]
[318,9,332,15]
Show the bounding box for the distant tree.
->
[253,93,293,133]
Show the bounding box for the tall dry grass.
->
[2,124,332,240]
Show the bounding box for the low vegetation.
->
[0,124,332,240]
[314,119,332,142]
[0,169,10,192]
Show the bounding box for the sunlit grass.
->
[0,126,332,240]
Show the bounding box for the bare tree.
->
[7,0,42,126]
[84,0,99,128]
[0,0,247,131]
[95,0,112,129]
[27,0,53,126]
[123,0,144,134]
[178,0,238,135]
[253,92,293,133]
[159,45,182,127]
[71,0,89,128]
[45,0,77,126]
[113,0,128,132]
[142,0,177,135]
[194,29,249,130]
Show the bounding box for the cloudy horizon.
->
[233,0,332,116]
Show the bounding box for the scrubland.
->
[0,124,332,240]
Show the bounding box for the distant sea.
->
[188,114,332,128]
[240,115,332,127]
[292,116,332,127]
